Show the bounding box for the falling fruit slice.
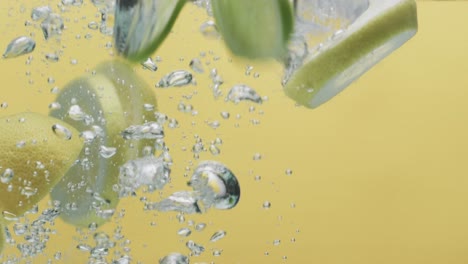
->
[211,0,294,59]
[283,0,418,108]
[114,0,186,62]
[50,67,157,227]
[49,74,126,227]
[0,112,83,225]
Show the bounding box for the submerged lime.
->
[50,63,157,227]
[114,0,186,62]
[284,0,418,108]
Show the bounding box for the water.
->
[0,1,467,264]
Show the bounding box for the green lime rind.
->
[212,0,294,60]
[284,0,418,108]
[114,0,186,62]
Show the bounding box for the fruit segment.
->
[0,113,83,224]
[49,66,157,227]
[284,0,418,108]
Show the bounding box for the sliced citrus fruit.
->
[114,0,186,62]
[50,65,157,227]
[0,112,83,225]
[211,0,294,59]
[283,0,418,108]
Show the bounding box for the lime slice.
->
[114,0,186,62]
[283,0,418,108]
[212,0,294,59]
[0,113,83,224]
[50,66,157,227]
[49,74,127,227]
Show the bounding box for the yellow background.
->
[0,1,468,263]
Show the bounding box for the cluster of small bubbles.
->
[31,6,52,21]
[245,65,254,76]
[41,13,65,40]
[118,156,170,197]
[226,84,263,104]
[159,253,189,264]
[210,68,224,99]
[168,118,179,129]
[13,204,62,258]
[177,213,185,223]
[251,119,261,125]
[121,122,164,140]
[178,101,195,114]
[186,240,205,256]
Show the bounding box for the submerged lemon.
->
[0,112,83,224]
[212,0,294,59]
[50,61,157,227]
[283,0,418,108]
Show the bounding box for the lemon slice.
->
[211,0,294,59]
[114,0,186,62]
[283,0,418,108]
[0,113,83,224]
[50,67,157,227]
